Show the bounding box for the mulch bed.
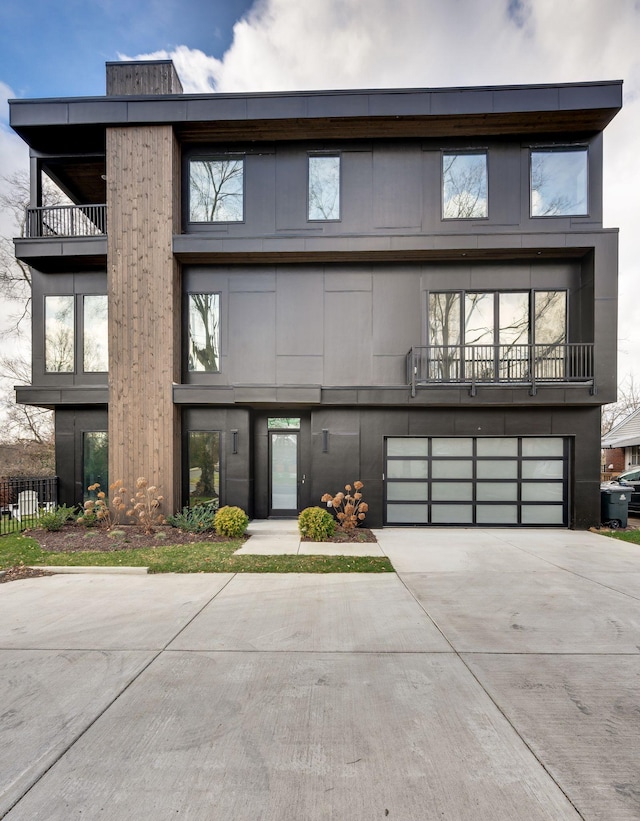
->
[0,566,55,584]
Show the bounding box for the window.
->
[83,295,108,372]
[308,155,340,220]
[188,294,220,372]
[442,152,488,219]
[189,158,244,222]
[530,148,587,217]
[83,431,108,498]
[188,432,220,505]
[45,296,74,372]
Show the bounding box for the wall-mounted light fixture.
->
[322,429,329,453]
[231,429,238,454]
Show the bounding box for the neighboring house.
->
[602,408,640,472]
[10,60,622,528]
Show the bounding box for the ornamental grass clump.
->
[167,501,219,533]
[298,506,336,541]
[214,505,249,538]
[321,481,368,531]
[37,504,77,532]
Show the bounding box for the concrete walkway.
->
[1,526,640,819]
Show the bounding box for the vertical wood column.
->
[106,125,181,513]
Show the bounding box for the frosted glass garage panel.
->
[387,438,429,457]
[432,460,473,479]
[476,505,518,524]
[431,504,473,524]
[521,483,564,502]
[431,482,473,501]
[522,438,564,457]
[387,460,428,479]
[387,482,428,501]
[522,505,564,525]
[476,438,518,457]
[522,460,564,480]
[476,483,518,501]
[386,504,428,523]
[432,438,473,457]
[476,460,518,479]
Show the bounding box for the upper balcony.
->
[407,343,595,397]
[26,204,106,238]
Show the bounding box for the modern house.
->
[10,61,622,528]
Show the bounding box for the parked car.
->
[615,468,640,514]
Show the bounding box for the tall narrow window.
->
[83,431,108,498]
[442,152,488,219]
[45,295,74,372]
[188,432,220,505]
[83,295,108,372]
[188,294,220,372]
[308,155,340,220]
[189,158,244,222]
[530,148,587,216]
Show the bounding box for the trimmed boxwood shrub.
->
[298,506,336,541]
[213,505,249,538]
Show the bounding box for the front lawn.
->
[0,532,393,574]
[600,529,640,546]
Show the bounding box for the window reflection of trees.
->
[189,159,244,222]
[45,295,74,373]
[531,149,587,217]
[83,295,108,372]
[189,431,219,504]
[442,153,488,219]
[188,294,219,372]
[308,156,340,220]
[428,290,567,381]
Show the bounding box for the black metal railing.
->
[0,477,59,536]
[26,204,106,238]
[407,343,595,396]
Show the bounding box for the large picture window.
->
[45,295,74,373]
[188,294,220,372]
[83,295,108,372]
[188,431,220,505]
[308,155,340,220]
[530,148,588,217]
[189,158,244,222]
[442,152,488,219]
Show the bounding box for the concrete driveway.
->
[1,527,640,819]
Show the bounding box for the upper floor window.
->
[308,155,340,221]
[188,293,220,372]
[45,295,74,373]
[189,158,244,222]
[530,147,587,217]
[83,295,108,372]
[442,152,488,219]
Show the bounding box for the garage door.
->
[384,437,568,526]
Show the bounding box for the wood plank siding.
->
[106,125,181,513]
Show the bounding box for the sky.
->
[1,0,640,396]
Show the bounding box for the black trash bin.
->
[600,483,629,528]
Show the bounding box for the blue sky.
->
[0,0,255,98]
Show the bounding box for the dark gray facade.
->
[11,62,622,528]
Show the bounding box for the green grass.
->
[0,533,393,574]
[600,529,640,546]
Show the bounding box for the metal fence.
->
[0,477,59,536]
[26,204,106,238]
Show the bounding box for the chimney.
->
[106,60,183,96]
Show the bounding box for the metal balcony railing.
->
[407,343,595,397]
[26,204,106,238]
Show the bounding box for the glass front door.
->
[269,431,299,516]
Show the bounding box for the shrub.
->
[214,505,249,538]
[37,504,77,532]
[167,501,219,533]
[77,483,113,529]
[298,506,336,541]
[126,477,165,535]
[321,481,369,531]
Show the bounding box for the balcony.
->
[26,204,106,238]
[407,343,595,397]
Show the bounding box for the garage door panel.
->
[384,436,568,527]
